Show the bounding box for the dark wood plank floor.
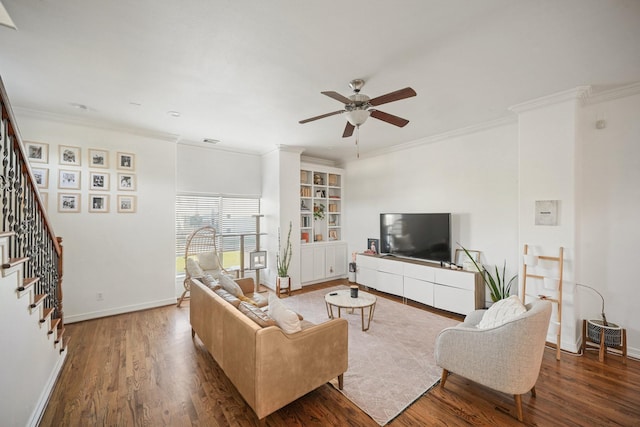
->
[40,280,640,426]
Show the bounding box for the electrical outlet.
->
[96,292,103,301]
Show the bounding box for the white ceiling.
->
[1,0,639,161]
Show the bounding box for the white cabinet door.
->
[377,271,403,297]
[435,268,477,291]
[300,247,314,283]
[404,262,436,283]
[404,277,434,306]
[326,243,347,277]
[356,254,378,269]
[357,267,377,289]
[434,285,476,315]
[312,247,326,281]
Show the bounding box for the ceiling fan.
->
[299,79,417,138]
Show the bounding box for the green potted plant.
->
[276,221,293,296]
[313,203,325,220]
[460,245,517,302]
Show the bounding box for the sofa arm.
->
[236,277,256,294]
[253,318,349,419]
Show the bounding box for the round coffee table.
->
[325,289,377,331]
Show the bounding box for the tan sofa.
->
[190,278,349,422]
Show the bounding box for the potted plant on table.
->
[459,245,517,303]
[276,221,293,297]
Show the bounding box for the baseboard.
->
[28,349,67,427]
[65,298,176,323]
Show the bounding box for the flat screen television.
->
[380,213,451,262]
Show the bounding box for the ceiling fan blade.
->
[299,110,344,124]
[322,91,353,104]
[369,87,417,106]
[370,110,410,127]
[342,122,355,138]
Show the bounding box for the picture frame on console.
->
[455,249,480,265]
[367,238,379,254]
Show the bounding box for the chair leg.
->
[514,394,524,422]
[440,369,449,389]
[530,386,536,397]
[338,374,344,390]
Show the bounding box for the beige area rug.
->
[284,285,459,426]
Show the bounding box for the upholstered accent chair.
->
[434,299,552,422]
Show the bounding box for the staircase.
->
[1,77,67,426]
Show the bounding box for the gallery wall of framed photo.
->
[25,140,138,214]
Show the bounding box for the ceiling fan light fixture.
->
[346,109,370,126]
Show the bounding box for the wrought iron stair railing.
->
[1,76,64,329]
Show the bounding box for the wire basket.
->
[587,319,622,347]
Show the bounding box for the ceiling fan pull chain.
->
[356,125,360,158]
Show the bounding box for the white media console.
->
[356,253,485,315]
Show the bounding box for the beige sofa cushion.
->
[213,288,241,308]
[238,302,277,327]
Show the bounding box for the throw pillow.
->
[200,273,218,288]
[186,257,204,278]
[197,251,220,271]
[238,302,277,328]
[477,295,527,329]
[219,274,244,298]
[268,293,301,334]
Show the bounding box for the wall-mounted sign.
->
[535,200,559,226]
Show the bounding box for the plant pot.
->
[276,276,291,297]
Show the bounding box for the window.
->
[176,194,260,274]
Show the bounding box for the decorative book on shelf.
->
[522,244,564,360]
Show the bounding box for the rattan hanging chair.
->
[177,226,227,307]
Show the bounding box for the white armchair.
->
[434,299,552,422]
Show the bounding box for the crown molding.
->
[348,115,517,162]
[509,86,592,114]
[584,82,640,105]
[14,107,180,142]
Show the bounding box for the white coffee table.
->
[325,289,377,331]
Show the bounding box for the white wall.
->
[515,92,582,352]
[577,91,640,357]
[16,113,177,322]
[344,123,520,303]
[260,147,302,290]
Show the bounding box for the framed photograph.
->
[455,249,480,265]
[88,148,109,168]
[25,141,49,163]
[32,167,49,188]
[89,194,109,213]
[59,169,81,190]
[117,195,137,213]
[117,173,136,191]
[58,193,80,213]
[39,192,48,210]
[249,250,267,270]
[367,238,379,254]
[59,145,81,166]
[117,152,135,171]
[89,171,110,191]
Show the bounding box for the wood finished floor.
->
[40,280,640,426]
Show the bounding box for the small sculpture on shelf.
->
[313,174,323,185]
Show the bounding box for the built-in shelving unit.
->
[300,165,342,244]
[522,244,564,360]
[299,163,346,286]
